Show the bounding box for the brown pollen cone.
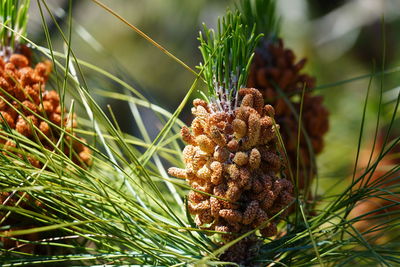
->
[0,50,92,253]
[169,88,294,264]
[247,39,329,199]
[348,133,400,241]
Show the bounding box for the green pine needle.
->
[0,0,30,51]
[197,10,262,111]
[0,1,399,266]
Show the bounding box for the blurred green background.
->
[27,0,400,193]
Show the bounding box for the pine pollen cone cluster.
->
[0,50,91,252]
[0,51,91,167]
[248,39,329,189]
[168,88,294,240]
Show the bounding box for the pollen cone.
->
[248,39,329,198]
[0,48,91,253]
[169,88,294,263]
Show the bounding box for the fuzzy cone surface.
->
[0,48,91,253]
[248,39,329,193]
[169,88,294,264]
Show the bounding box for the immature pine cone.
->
[169,88,294,245]
[248,39,329,192]
[0,51,91,253]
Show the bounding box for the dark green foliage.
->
[238,0,280,40]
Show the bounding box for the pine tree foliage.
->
[238,0,280,41]
[198,10,262,110]
[0,0,30,50]
[0,0,399,266]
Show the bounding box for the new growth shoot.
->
[238,0,280,41]
[198,10,262,113]
[0,0,30,56]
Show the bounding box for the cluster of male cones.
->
[169,88,294,263]
[248,39,329,192]
[0,46,91,253]
[168,37,332,264]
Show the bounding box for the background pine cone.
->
[349,132,400,240]
[248,39,329,197]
